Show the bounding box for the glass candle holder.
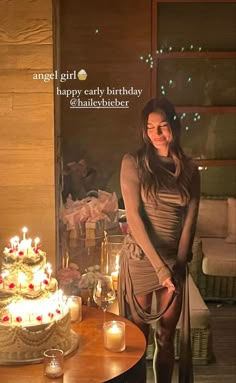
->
[68,295,82,322]
[103,320,126,352]
[43,349,64,378]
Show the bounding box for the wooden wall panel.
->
[0,0,55,267]
[59,0,152,198]
[0,70,53,92]
[0,46,53,70]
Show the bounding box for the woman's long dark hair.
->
[136,98,192,203]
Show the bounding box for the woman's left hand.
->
[162,277,176,294]
[172,261,187,289]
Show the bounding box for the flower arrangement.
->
[57,263,102,301]
[78,265,102,290]
[57,262,81,296]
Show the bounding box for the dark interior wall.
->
[58,0,152,197]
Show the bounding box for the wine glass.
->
[93,275,116,323]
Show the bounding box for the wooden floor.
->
[147,302,236,383]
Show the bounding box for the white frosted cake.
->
[0,228,78,364]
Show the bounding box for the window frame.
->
[151,0,236,167]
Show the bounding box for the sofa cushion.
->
[225,198,236,243]
[202,238,236,277]
[197,199,227,238]
[177,274,210,329]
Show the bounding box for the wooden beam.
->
[193,159,236,167]
[176,106,236,113]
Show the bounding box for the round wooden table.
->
[0,306,146,383]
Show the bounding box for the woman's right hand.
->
[162,277,175,294]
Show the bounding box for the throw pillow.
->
[225,197,236,243]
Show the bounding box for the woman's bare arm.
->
[176,165,200,265]
[120,154,171,284]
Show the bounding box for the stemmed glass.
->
[93,275,116,324]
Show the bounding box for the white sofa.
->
[190,198,236,300]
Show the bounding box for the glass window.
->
[180,113,236,159]
[200,166,236,198]
[157,58,236,106]
[158,3,236,52]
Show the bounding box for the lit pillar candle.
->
[68,296,82,322]
[111,254,120,291]
[111,271,118,291]
[103,321,126,352]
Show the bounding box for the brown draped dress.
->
[117,153,200,383]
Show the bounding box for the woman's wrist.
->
[156,264,171,284]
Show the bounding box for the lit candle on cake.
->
[18,272,26,291]
[10,238,15,250]
[27,238,32,255]
[46,263,52,279]
[22,227,28,240]
[34,237,40,251]
[34,271,43,290]
[1,270,9,289]
[103,321,126,352]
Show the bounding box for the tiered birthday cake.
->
[0,228,78,364]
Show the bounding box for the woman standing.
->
[118,98,200,383]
